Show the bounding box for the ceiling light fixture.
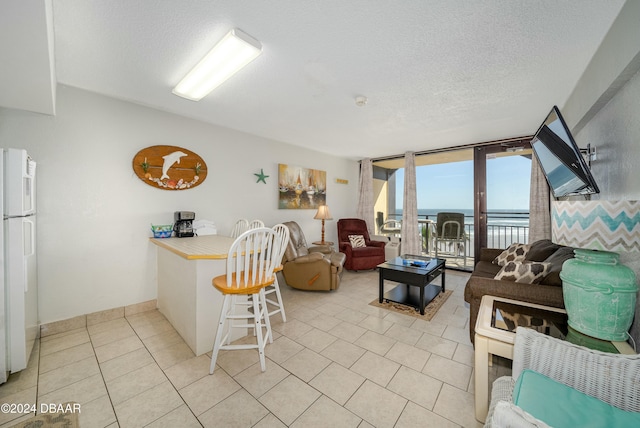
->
[172,28,262,101]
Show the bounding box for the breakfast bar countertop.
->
[151,234,239,355]
[150,235,235,259]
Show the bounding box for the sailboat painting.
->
[278,164,327,209]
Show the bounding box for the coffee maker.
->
[174,211,195,237]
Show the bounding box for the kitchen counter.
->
[150,235,245,356]
[150,235,235,259]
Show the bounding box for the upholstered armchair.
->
[337,218,386,271]
[281,221,346,291]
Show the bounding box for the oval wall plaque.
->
[132,145,207,190]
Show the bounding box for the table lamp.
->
[552,200,639,341]
[314,205,332,244]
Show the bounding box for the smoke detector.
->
[355,96,368,107]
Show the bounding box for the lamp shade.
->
[314,205,332,220]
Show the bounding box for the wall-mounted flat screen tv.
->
[530,106,599,197]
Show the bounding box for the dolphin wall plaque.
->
[132,145,207,190]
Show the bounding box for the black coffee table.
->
[378,255,446,315]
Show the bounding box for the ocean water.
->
[389,208,530,251]
[392,208,530,227]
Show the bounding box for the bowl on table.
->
[151,224,173,238]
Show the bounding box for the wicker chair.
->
[485,327,640,427]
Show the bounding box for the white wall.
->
[572,70,640,347]
[0,85,359,324]
[563,0,640,188]
[563,0,640,135]
[574,69,640,200]
[562,0,640,348]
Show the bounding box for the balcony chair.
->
[485,327,640,427]
[337,218,386,271]
[433,212,467,268]
[281,221,346,291]
[376,211,402,236]
[209,227,278,374]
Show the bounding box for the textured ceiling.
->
[3,0,627,160]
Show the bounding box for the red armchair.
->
[337,218,386,271]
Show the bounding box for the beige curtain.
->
[356,158,375,234]
[528,154,552,242]
[401,152,421,255]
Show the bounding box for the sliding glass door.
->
[474,143,532,261]
[373,139,532,270]
[374,149,475,270]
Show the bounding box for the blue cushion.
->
[513,369,640,428]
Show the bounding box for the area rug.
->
[369,289,453,321]
[11,408,79,428]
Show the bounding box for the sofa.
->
[281,221,346,291]
[464,239,575,344]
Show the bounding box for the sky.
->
[395,155,532,211]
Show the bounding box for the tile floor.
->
[0,269,510,428]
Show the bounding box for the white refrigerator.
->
[0,148,38,384]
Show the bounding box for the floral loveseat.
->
[464,239,575,344]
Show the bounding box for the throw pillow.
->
[493,243,530,266]
[492,401,552,428]
[348,235,366,248]
[542,246,576,287]
[525,239,562,262]
[494,261,551,284]
[513,369,640,428]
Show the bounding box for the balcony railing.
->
[484,211,530,250]
[383,212,530,271]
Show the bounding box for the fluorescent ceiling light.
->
[172,28,262,101]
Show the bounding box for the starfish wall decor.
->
[254,168,269,184]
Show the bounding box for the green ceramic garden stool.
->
[560,249,637,341]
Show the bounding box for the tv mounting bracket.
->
[580,143,597,167]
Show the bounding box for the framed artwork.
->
[278,164,326,209]
[132,145,207,190]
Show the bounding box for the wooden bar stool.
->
[249,219,265,229]
[264,224,290,322]
[230,218,249,238]
[209,227,278,374]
